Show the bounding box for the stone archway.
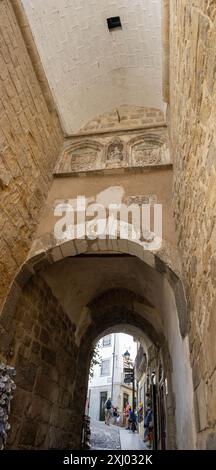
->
[0,236,187,339]
[71,292,176,450]
[0,237,196,449]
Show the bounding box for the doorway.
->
[100,391,107,421]
[123,393,129,411]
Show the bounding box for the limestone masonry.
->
[0,0,215,452]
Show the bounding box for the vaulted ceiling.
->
[22,0,164,134]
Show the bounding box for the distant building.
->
[135,341,168,449]
[87,333,137,423]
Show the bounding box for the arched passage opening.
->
[86,327,163,450]
[73,305,175,450]
[0,238,196,450]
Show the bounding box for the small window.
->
[102,335,112,347]
[101,359,110,376]
[107,17,122,30]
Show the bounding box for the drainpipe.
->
[111,334,116,402]
[132,368,135,413]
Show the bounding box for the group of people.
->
[143,402,153,447]
[124,400,154,446]
[104,398,137,430]
[104,398,120,426]
[104,397,153,446]
[123,401,137,432]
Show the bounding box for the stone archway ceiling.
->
[21,0,165,134]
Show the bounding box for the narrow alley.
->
[0,0,216,459]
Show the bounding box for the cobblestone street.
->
[90,420,121,450]
[90,421,147,450]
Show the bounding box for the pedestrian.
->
[124,401,131,429]
[144,402,153,446]
[112,407,119,425]
[104,397,112,425]
[129,407,137,432]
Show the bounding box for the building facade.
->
[88,333,136,423]
[135,342,170,450]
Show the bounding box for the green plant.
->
[89,342,101,378]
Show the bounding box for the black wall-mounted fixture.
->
[107,16,122,30]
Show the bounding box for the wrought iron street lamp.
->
[123,350,135,413]
[123,350,130,361]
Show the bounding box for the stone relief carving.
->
[54,131,171,175]
[125,195,158,243]
[131,137,163,166]
[107,138,124,162]
[70,146,98,172]
[125,194,158,206]
[55,141,104,174]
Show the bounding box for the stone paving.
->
[90,420,147,450]
[119,428,147,450]
[90,420,121,450]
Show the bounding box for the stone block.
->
[41,346,56,366]
[174,280,188,338]
[74,239,88,254]
[35,371,58,403]
[0,326,11,355]
[31,340,41,355]
[15,354,38,392]
[19,418,38,447]
[192,360,201,390]
[206,433,216,450]
[51,245,63,262]
[60,239,77,257]
[0,282,21,332]
[26,395,52,424]
[35,423,49,449]
[42,363,59,383]
[40,328,50,344]
[45,426,64,449]
[11,389,31,417]
[195,380,207,431]
[58,388,72,409]
[207,370,216,426]
[6,415,22,448]
[206,300,216,375]
[15,266,33,288]
[97,238,108,251]
[22,313,34,333]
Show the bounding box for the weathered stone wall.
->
[170,0,216,449]
[32,167,177,271]
[0,275,77,449]
[80,106,165,134]
[0,0,63,312]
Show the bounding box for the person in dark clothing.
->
[144,403,153,443]
[129,408,137,432]
[104,397,112,425]
[112,407,120,425]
